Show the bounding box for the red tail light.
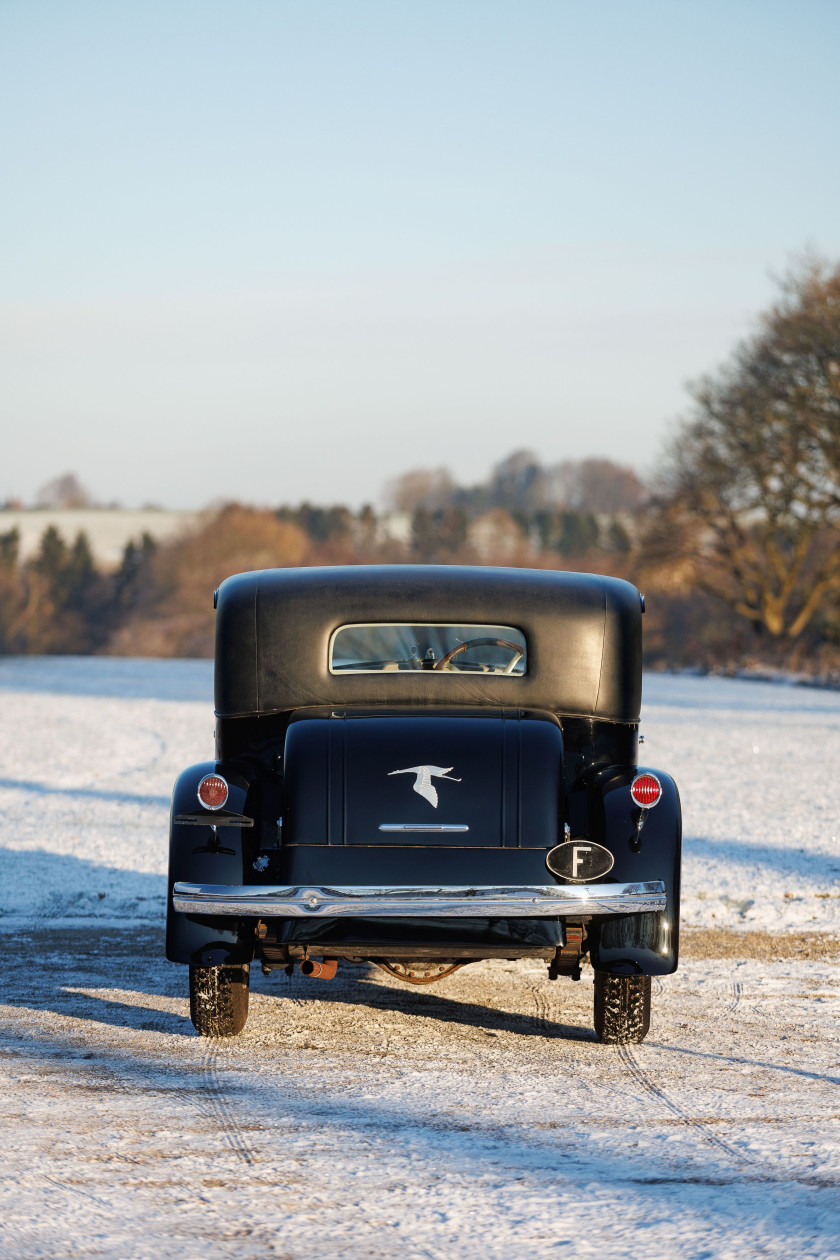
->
[630,772,661,809]
[197,773,228,811]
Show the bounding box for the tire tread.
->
[593,972,651,1044]
[189,964,249,1036]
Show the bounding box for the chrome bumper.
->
[172,880,667,918]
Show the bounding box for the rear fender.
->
[584,765,682,976]
[165,761,256,965]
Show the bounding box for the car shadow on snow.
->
[63,987,193,1035]
[42,970,594,1042]
[0,977,192,1037]
[4,931,840,1090]
[0,918,191,1035]
[1,919,595,1042]
[260,964,598,1042]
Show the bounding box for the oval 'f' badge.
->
[546,840,614,883]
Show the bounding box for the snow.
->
[0,657,212,927]
[0,658,839,1258]
[1,657,838,933]
[642,672,840,933]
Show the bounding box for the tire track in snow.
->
[195,1043,256,1166]
[617,1046,840,1190]
[524,971,590,1045]
[526,974,554,1032]
[617,1045,751,1164]
[62,725,169,797]
[728,981,743,1014]
[106,727,169,785]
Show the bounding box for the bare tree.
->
[467,510,527,562]
[659,257,840,643]
[488,449,548,511]
[383,467,455,513]
[34,473,95,510]
[549,459,646,514]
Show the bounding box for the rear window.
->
[329,623,527,675]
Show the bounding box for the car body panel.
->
[165,761,255,966]
[166,565,682,989]
[283,708,563,848]
[214,566,643,722]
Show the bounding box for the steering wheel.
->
[433,636,524,674]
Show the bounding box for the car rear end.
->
[166,566,680,1041]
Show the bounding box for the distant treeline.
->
[0,467,647,658]
[1,472,837,675]
[4,257,840,675]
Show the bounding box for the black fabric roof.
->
[214,565,643,722]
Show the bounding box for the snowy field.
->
[0,658,839,1258]
[0,656,838,933]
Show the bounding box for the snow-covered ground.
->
[643,672,840,933]
[2,929,839,1260]
[0,657,838,933]
[0,658,839,1259]
[0,656,213,928]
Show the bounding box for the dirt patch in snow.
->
[681,927,840,961]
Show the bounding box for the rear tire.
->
[189,964,250,1036]
[593,972,651,1044]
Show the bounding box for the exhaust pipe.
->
[299,958,338,980]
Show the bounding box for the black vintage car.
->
[167,565,681,1044]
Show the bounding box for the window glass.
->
[329,624,526,675]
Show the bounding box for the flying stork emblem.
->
[388,765,461,808]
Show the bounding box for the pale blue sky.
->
[2,0,839,507]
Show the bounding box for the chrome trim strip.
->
[378,823,470,833]
[174,811,254,828]
[172,880,667,918]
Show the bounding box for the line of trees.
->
[384,453,641,563]
[655,258,840,656]
[0,491,646,658]
[0,524,156,654]
[2,256,838,673]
